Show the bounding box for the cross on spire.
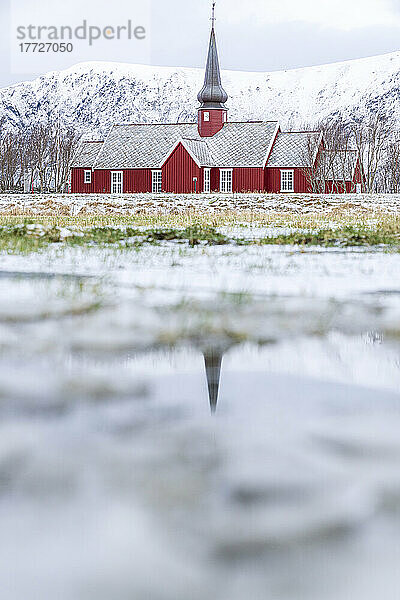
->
[211,2,216,29]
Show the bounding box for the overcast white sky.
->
[1,0,400,87]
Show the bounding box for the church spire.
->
[197,2,228,137]
[197,2,228,109]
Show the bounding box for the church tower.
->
[197,3,228,137]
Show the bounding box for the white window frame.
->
[111,171,123,194]
[220,169,233,193]
[203,112,210,122]
[152,170,162,194]
[280,170,294,193]
[84,170,92,184]
[223,112,227,123]
[203,168,211,193]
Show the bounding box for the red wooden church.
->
[71,7,362,195]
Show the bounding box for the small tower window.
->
[223,113,227,122]
[203,112,210,122]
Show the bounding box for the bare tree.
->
[380,135,400,193]
[301,118,350,192]
[0,121,81,193]
[350,109,395,193]
[301,116,369,194]
[27,123,54,192]
[301,131,325,193]
[48,124,81,192]
[0,132,20,192]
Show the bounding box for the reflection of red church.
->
[71,8,362,195]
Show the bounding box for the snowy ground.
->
[1,192,400,215]
[1,220,400,599]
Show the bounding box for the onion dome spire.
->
[197,2,228,109]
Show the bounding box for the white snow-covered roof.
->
[267,132,320,168]
[73,141,104,168]
[72,121,280,169]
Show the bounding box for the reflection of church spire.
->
[204,351,223,413]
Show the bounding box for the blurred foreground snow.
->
[0,230,400,599]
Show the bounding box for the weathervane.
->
[211,2,216,28]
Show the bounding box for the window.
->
[111,171,123,194]
[204,168,211,193]
[84,170,92,184]
[152,170,162,193]
[203,112,210,122]
[280,170,294,192]
[220,169,233,193]
[223,112,227,123]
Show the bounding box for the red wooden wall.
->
[162,143,202,193]
[123,169,152,193]
[71,168,152,193]
[233,168,264,192]
[210,168,219,192]
[94,170,110,193]
[71,168,110,193]
[72,160,361,195]
[206,168,264,192]
[72,165,357,195]
[72,166,269,194]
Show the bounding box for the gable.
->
[160,138,214,168]
[162,141,202,169]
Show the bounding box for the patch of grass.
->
[80,224,230,247]
[253,225,400,247]
[0,222,231,253]
[0,219,400,254]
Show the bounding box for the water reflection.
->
[203,350,223,413]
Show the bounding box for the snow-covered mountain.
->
[1,51,400,136]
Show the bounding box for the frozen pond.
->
[1,233,400,599]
